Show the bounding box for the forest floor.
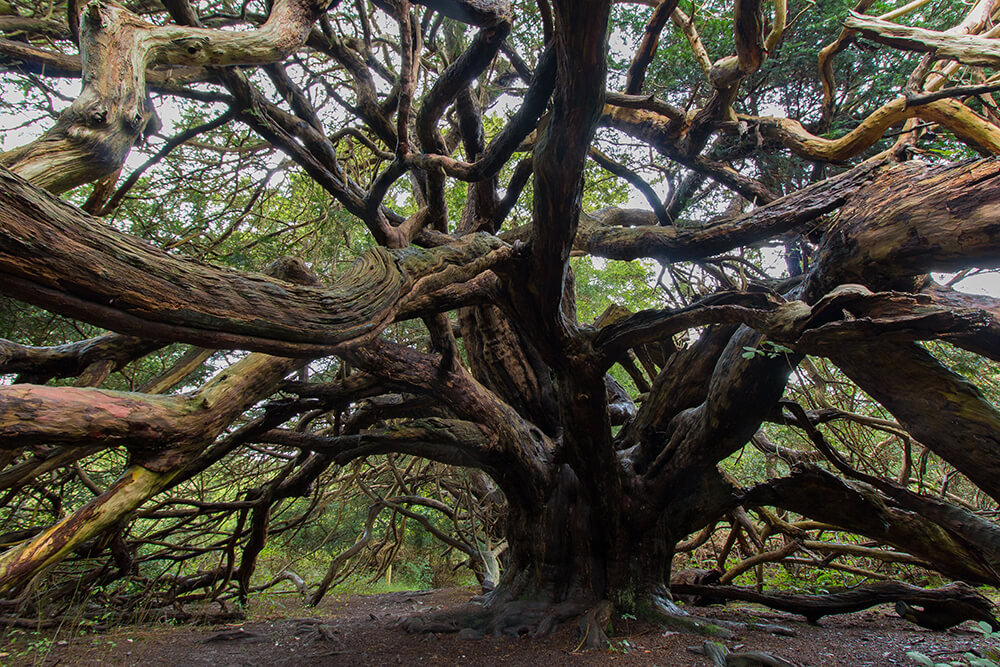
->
[2,586,994,666]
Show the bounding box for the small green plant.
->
[7,632,54,666]
[907,621,1000,667]
[609,638,635,654]
[741,341,794,359]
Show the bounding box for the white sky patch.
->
[934,271,1000,297]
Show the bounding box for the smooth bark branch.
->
[816,0,877,129]
[0,384,188,449]
[0,166,513,355]
[682,0,765,151]
[670,6,712,77]
[748,97,1000,161]
[0,465,176,593]
[709,0,763,91]
[0,349,304,592]
[0,353,301,461]
[845,11,1000,67]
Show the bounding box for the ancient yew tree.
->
[2,0,1000,638]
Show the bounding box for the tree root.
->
[398,592,797,651]
[690,640,801,666]
[293,618,341,644]
[398,597,621,651]
[573,600,613,651]
[672,581,999,630]
[398,598,590,638]
[649,596,797,639]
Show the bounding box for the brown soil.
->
[2,587,992,667]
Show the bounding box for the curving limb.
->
[845,11,1000,68]
[0,165,514,355]
[1,0,329,193]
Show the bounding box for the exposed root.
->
[573,600,613,651]
[689,640,801,666]
[398,599,589,638]
[650,596,796,638]
[673,581,998,630]
[398,591,797,651]
[292,618,341,644]
[203,628,264,643]
[649,596,736,639]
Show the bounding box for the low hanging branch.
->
[0,333,162,384]
[0,165,514,355]
[671,582,999,630]
[0,350,305,593]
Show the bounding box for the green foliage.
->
[2,630,54,666]
[741,341,794,359]
[572,256,663,325]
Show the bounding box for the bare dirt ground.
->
[2,587,993,667]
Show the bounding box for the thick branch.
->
[845,11,1000,67]
[0,349,304,592]
[563,157,886,262]
[0,333,162,383]
[1,0,327,192]
[748,465,1000,584]
[830,341,1000,504]
[0,166,513,355]
[526,0,610,340]
[749,97,1000,161]
[810,158,1000,290]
